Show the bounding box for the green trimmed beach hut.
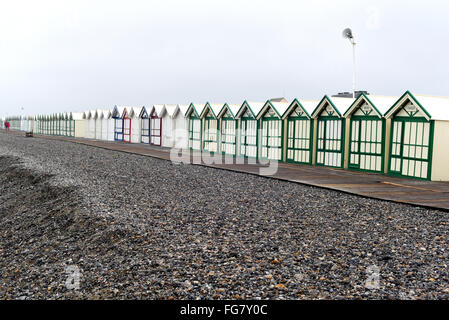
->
[344,94,398,173]
[200,103,223,154]
[282,99,317,165]
[235,101,265,159]
[311,96,354,168]
[185,103,205,151]
[384,91,449,181]
[256,100,289,161]
[217,103,240,156]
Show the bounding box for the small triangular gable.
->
[344,94,382,118]
[121,108,129,119]
[311,96,342,119]
[186,103,201,118]
[384,91,431,120]
[200,103,218,119]
[139,107,149,118]
[256,101,282,120]
[282,99,311,120]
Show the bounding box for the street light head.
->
[342,28,354,39]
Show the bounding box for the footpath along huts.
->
[217,103,240,156]
[186,103,206,151]
[384,91,449,181]
[201,103,223,154]
[343,93,398,173]
[311,96,354,168]
[282,99,318,165]
[235,101,265,159]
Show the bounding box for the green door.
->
[189,116,202,151]
[389,118,433,180]
[316,117,344,168]
[221,118,237,156]
[348,116,384,173]
[203,116,219,153]
[286,116,313,164]
[260,111,283,161]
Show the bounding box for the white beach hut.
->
[174,104,189,149]
[161,104,179,148]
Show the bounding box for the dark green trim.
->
[259,116,284,162]
[282,98,312,120]
[387,116,433,180]
[347,117,385,173]
[220,118,238,156]
[314,117,345,168]
[239,116,259,159]
[311,95,343,119]
[256,100,282,120]
[235,100,258,119]
[285,116,314,165]
[343,92,383,118]
[384,91,432,120]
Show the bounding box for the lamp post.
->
[342,28,356,98]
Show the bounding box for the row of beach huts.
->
[4,91,449,181]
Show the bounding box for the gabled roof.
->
[129,106,144,118]
[256,100,290,120]
[86,110,95,119]
[162,104,179,118]
[235,101,265,119]
[200,102,224,119]
[100,109,112,119]
[282,98,317,120]
[344,93,398,118]
[185,103,206,118]
[150,104,165,118]
[112,106,124,118]
[217,103,241,119]
[311,96,354,118]
[139,106,149,118]
[121,107,129,118]
[384,90,449,121]
[176,104,189,118]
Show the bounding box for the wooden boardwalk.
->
[7,131,449,211]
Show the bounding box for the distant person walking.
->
[4,121,10,132]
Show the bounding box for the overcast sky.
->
[1,0,448,117]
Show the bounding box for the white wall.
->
[431,120,449,181]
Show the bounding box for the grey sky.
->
[1,0,448,117]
